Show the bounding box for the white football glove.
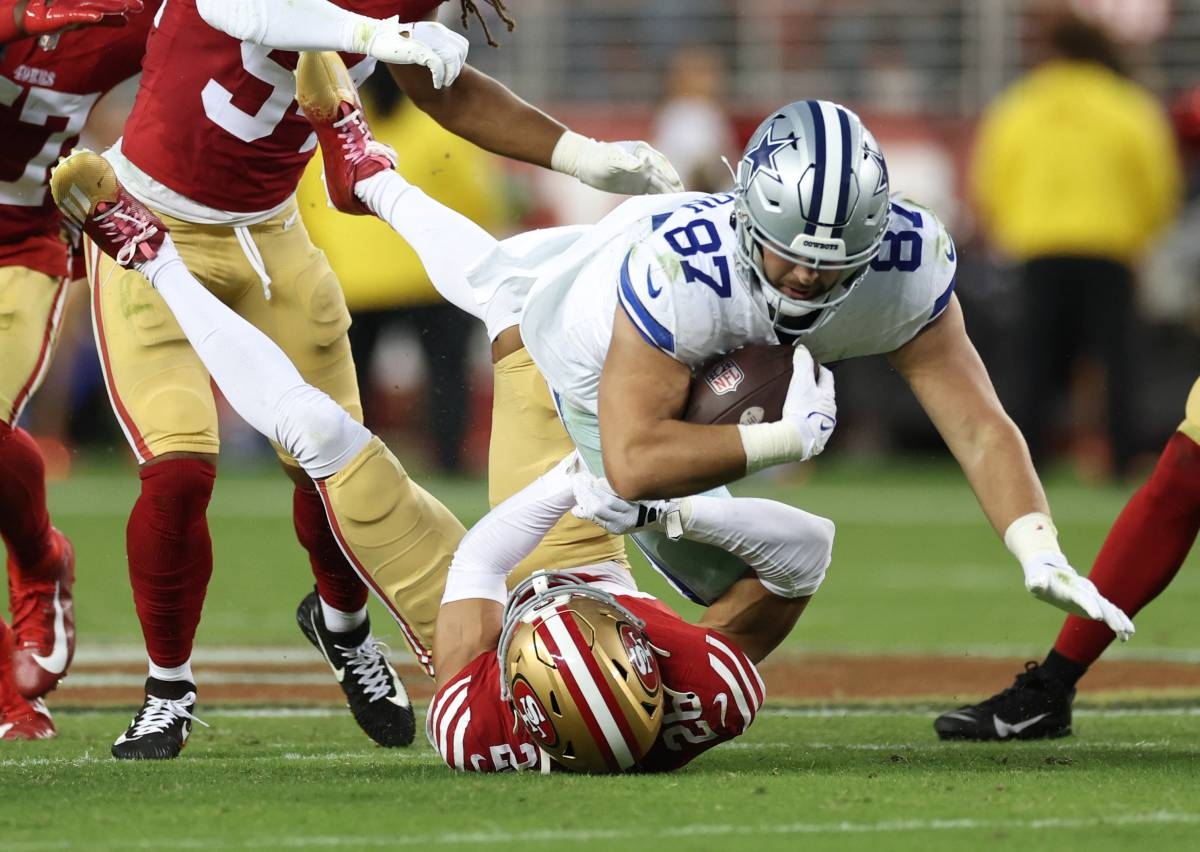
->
[1020,551,1135,641]
[569,467,683,538]
[365,19,469,89]
[781,347,837,462]
[551,131,685,195]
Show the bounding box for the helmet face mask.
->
[733,100,891,332]
[500,572,664,774]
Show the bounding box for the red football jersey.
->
[426,596,765,773]
[119,0,444,214]
[0,4,159,276]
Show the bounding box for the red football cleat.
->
[50,149,166,267]
[296,51,396,216]
[0,621,57,741]
[8,529,75,699]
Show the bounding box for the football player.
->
[0,0,158,742]
[0,0,142,47]
[429,453,835,773]
[71,0,682,760]
[935,377,1200,741]
[303,74,1136,659]
[49,151,783,770]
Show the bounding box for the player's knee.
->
[329,446,408,525]
[760,514,834,599]
[138,456,217,526]
[274,384,370,479]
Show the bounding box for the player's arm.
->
[887,294,1134,637]
[388,62,682,195]
[196,0,467,88]
[599,309,835,501]
[598,308,747,500]
[1,0,141,43]
[433,455,579,687]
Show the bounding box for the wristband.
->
[550,130,588,177]
[737,421,803,475]
[1003,512,1063,562]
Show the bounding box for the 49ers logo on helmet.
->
[618,623,660,694]
[510,676,559,748]
[704,359,745,396]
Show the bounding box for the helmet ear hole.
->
[610,658,629,682]
[549,691,562,717]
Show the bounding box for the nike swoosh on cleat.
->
[30,583,69,675]
[311,612,346,683]
[993,712,1050,738]
[0,723,13,738]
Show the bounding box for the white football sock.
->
[320,599,368,634]
[138,239,370,479]
[355,171,496,321]
[148,660,195,684]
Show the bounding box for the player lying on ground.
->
[71,0,682,761]
[429,452,831,773]
[302,53,1136,659]
[934,377,1200,741]
[48,153,832,768]
[0,0,160,742]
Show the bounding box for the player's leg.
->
[296,51,499,323]
[935,378,1200,742]
[490,343,628,585]
[229,208,421,745]
[0,265,75,699]
[87,234,219,760]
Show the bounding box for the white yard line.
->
[7,811,1200,850]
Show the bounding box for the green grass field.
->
[3,458,1198,850]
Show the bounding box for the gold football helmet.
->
[499,572,663,773]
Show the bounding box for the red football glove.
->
[2,0,143,43]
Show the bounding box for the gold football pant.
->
[488,347,627,580]
[0,265,69,425]
[1181,377,1200,446]
[88,201,360,463]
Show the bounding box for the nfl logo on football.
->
[704,359,745,396]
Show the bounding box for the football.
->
[683,344,808,426]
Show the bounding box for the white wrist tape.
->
[1003,512,1064,562]
[197,0,379,53]
[550,130,589,178]
[738,421,804,475]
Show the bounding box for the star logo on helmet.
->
[742,119,795,186]
[867,145,889,195]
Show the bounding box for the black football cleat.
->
[935,662,1075,741]
[112,677,207,760]
[296,590,415,747]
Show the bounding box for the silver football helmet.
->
[733,100,891,327]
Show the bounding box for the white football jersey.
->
[516,192,957,414]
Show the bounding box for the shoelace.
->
[333,109,373,165]
[127,692,209,738]
[977,662,1047,709]
[95,202,159,266]
[338,637,395,703]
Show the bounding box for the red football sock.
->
[293,479,368,613]
[127,458,216,669]
[1054,431,1200,667]
[0,423,54,573]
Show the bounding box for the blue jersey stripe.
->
[929,276,956,321]
[831,106,853,239]
[803,100,827,236]
[618,250,675,353]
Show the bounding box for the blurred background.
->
[30,0,1200,485]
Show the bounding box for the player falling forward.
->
[77,0,681,759]
[50,152,828,773]
[0,0,158,741]
[935,378,1200,741]
[303,56,1135,659]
